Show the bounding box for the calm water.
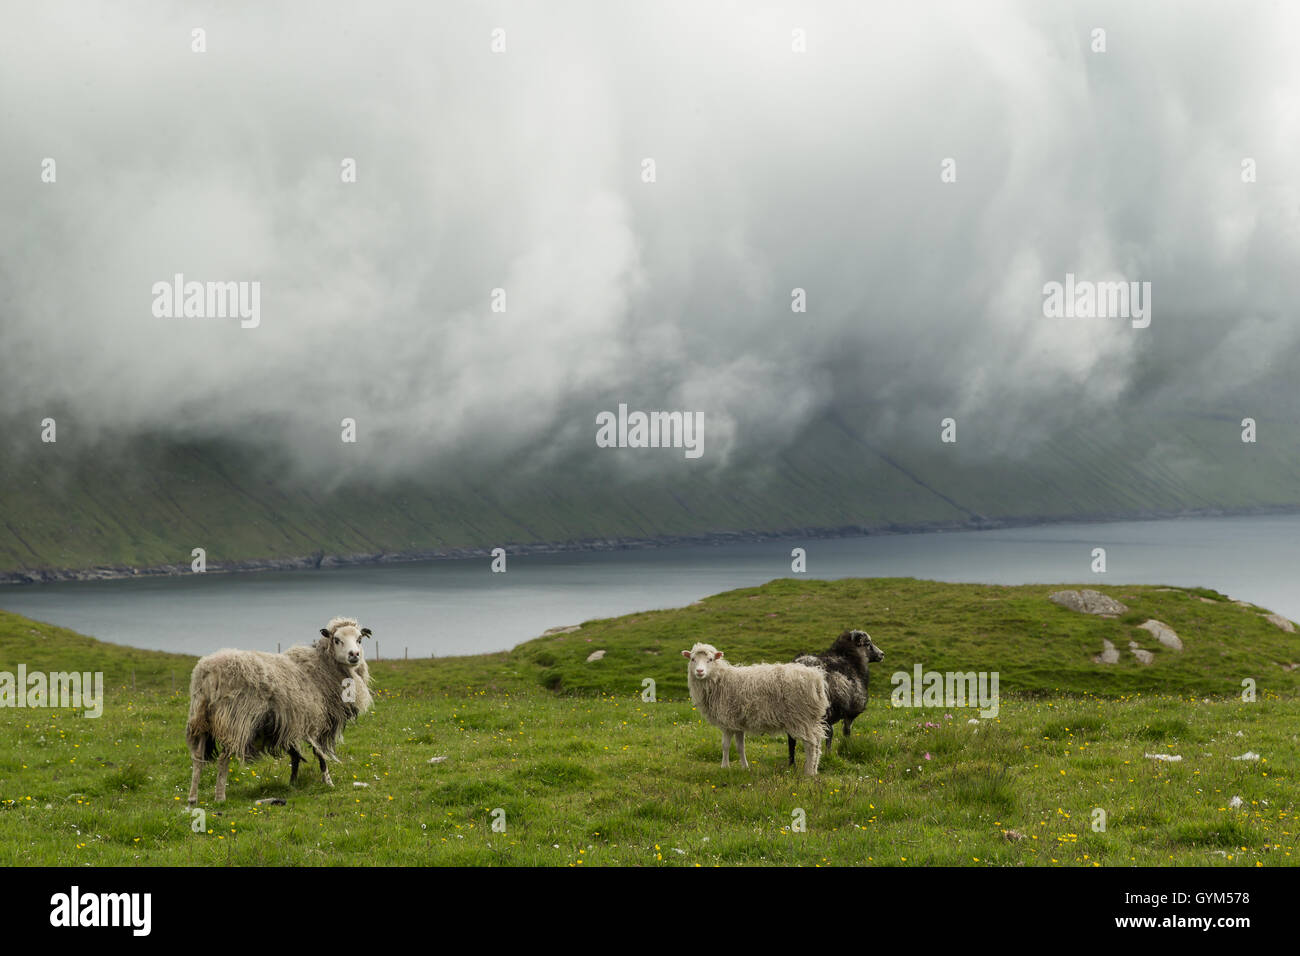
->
[1,514,1296,657]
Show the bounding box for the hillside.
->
[514,578,1300,698]
[0,579,1296,866]
[5,412,1300,577]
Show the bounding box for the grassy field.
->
[1,578,1296,866]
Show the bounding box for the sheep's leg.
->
[787,735,796,767]
[735,731,749,769]
[214,752,231,802]
[187,756,204,805]
[802,737,821,776]
[843,716,855,738]
[289,746,303,784]
[720,730,731,768]
[825,723,834,757]
[318,753,333,787]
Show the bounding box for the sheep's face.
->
[321,624,371,668]
[849,630,885,663]
[681,643,723,680]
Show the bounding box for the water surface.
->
[1,514,1295,657]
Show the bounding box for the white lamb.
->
[682,642,830,776]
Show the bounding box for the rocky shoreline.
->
[1,506,1292,586]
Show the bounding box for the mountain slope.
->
[3,413,1299,574]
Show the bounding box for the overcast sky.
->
[3,1,1297,479]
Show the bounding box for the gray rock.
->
[254,797,286,806]
[1138,619,1183,651]
[1264,613,1296,633]
[1128,641,1154,665]
[586,649,606,662]
[1050,589,1129,615]
[544,624,582,635]
[1093,639,1120,664]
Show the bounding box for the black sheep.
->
[787,629,884,766]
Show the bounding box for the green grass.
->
[515,578,1300,698]
[1,578,1297,866]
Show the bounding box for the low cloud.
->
[2,1,1297,483]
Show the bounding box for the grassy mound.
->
[512,578,1300,698]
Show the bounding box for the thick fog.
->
[2,0,1297,479]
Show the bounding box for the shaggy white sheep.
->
[186,617,373,804]
[681,642,829,776]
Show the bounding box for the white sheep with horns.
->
[681,642,830,776]
[185,617,374,804]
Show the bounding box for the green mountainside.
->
[3,413,1298,575]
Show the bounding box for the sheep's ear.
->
[714,650,724,660]
[680,650,690,658]
[361,628,372,638]
[320,628,330,638]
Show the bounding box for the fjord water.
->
[1,514,1296,657]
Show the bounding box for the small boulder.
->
[585,649,606,662]
[1049,589,1129,615]
[544,624,582,636]
[1138,619,1183,651]
[1263,613,1296,633]
[1128,642,1154,665]
[1093,639,1120,664]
